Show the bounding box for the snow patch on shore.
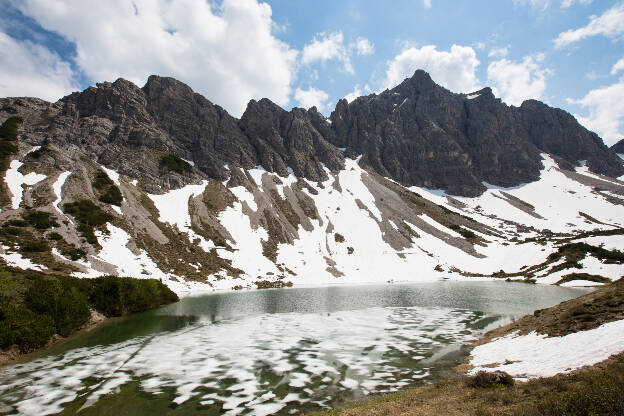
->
[469,318,624,379]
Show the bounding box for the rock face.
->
[329,70,623,196]
[611,139,624,154]
[1,70,622,196]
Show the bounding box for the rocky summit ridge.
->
[1,70,623,292]
[4,70,622,197]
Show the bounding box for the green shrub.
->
[92,170,114,190]
[20,240,49,252]
[468,371,514,388]
[63,200,112,244]
[1,226,21,236]
[25,278,90,337]
[0,140,18,171]
[24,210,57,229]
[99,185,123,206]
[6,219,28,227]
[92,170,123,206]
[47,232,63,241]
[0,116,23,141]
[89,276,179,317]
[0,267,178,353]
[459,228,477,239]
[0,304,55,352]
[59,246,86,261]
[28,146,47,159]
[161,154,193,174]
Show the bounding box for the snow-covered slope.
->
[1,146,623,294]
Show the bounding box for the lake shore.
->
[315,278,624,416]
[0,308,107,368]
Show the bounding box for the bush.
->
[1,226,21,236]
[24,210,58,229]
[20,240,49,252]
[89,276,178,317]
[60,246,86,261]
[459,228,477,239]
[28,146,47,159]
[161,154,193,174]
[468,371,514,388]
[0,140,18,171]
[0,304,55,352]
[92,170,114,190]
[47,232,63,241]
[0,267,178,353]
[63,200,112,244]
[5,219,28,227]
[25,278,91,337]
[0,116,23,141]
[99,185,123,206]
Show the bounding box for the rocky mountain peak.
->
[611,139,624,154]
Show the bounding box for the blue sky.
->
[1,0,623,145]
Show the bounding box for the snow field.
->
[469,319,624,379]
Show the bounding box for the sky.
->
[0,0,623,146]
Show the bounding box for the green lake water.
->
[0,281,590,415]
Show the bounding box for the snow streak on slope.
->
[469,319,624,380]
[148,182,214,252]
[51,171,71,215]
[218,188,277,278]
[412,155,624,233]
[276,158,439,285]
[4,155,46,209]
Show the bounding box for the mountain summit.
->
[0,70,623,291]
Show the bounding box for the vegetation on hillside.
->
[0,266,178,353]
[92,170,123,206]
[0,117,21,172]
[63,200,113,244]
[161,153,193,174]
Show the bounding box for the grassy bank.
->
[316,279,624,416]
[0,265,178,357]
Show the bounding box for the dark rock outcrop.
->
[328,70,624,196]
[1,70,622,196]
[611,139,624,154]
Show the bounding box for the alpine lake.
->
[0,281,590,416]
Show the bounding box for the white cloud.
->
[354,37,374,56]
[561,0,593,9]
[294,87,329,111]
[586,70,598,80]
[0,32,78,101]
[487,54,552,106]
[611,57,624,75]
[488,46,509,58]
[301,31,353,74]
[381,44,481,93]
[13,0,298,117]
[555,3,624,48]
[569,80,624,145]
[344,84,362,103]
[423,0,432,8]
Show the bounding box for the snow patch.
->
[1,245,47,271]
[4,158,47,209]
[469,319,624,379]
[99,165,120,186]
[148,182,214,252]
[52,171,71,215]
